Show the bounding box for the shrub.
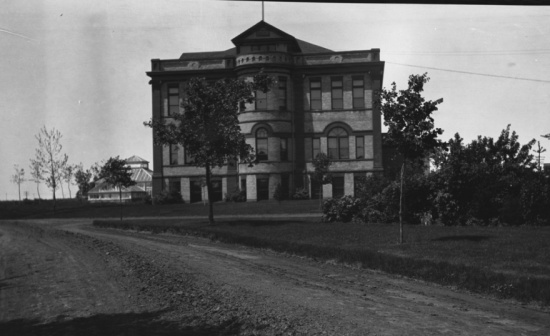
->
[143,194,152,205]
[224,188,246,202]
[291,188,309,200]
[153,190,184,205]
[322,196,362,223]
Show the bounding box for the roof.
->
[126,155,149,163]
[296,39,333,54]
[88,182,147,194]
[131,168,153,182]
[178,21,332,60]
[180,47,236,60]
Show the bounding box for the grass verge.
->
[92,218,550,306]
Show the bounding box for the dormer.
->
[231,21,302,55]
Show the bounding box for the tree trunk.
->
[67,182,72,199]
[205,164,215,224]
[60,184,65,199]
[119,187,123,221]
[319,185,323,210]
[36,182,41,199]
[399,161,405,244]
[18,183,21,201]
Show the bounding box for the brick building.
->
[146,21,385,202]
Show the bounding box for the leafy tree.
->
[311,152,332,208]
[74,163,93,200]
[29,160,41,199]
[378,73,445,243]
[99,156,136,220]
[144,72,273,224]
[31,126,68,212]
[10,165,25,201]
[433,125,536,225]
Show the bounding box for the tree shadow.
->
[432,235,492,242]
[0,310,242,336]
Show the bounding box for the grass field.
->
[0,199,322,220]
[93,217,550,305]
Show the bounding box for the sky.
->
[1,1,550,200]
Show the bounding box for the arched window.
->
[256,128,268,161]
[327,127,349,159]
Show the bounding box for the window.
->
[168,179,181,194]
[312,138,320,159]
[255,90,267,110]
[190,180,202,203]
[356,136,365,159]
[210,179,223,202]
[331,77,343,110]
[185,148,195,164]
[256,128,268,161]
[169,144,179,165]
[280,138,288,161]
[310,79,321,110]
[353,76,365,109]
[332,176,345,198]
[281,174,289,200]
[167,84,179,116]
[311,177,322,200]
[257,177,269,201]
[278,77,287,110]
[328,127,349,159]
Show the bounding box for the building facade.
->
[146,21,385,202]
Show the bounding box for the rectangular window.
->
[312,138,320,159]
[190,180,202,203]
[169,144,179,165]
[185,149,195,164]
[168,84,179,116]
[281,174,289,199]
[278,77,287,110]
[168,179,181,194]
[332,176,345,198]
[255,90,267,110]
[310,79,322,110]
[210,179,223,202]
[311,177,322,200]
[328,137,338,159]
[331,77,343,110]
[340,137,349,159]
[356,136,365,159]
[256,138,268,161]
[257,177,269,201]
[280,138,288,161]
[353,76,365,109]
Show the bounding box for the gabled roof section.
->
[232,21,296,45]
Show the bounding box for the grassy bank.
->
[0,199,321,220]
[93,218,550,305]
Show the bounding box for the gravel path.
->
[1,219,549,335]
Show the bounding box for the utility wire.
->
[386,61,550,83]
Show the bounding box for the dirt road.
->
[1,219,548,335]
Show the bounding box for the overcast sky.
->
[2,1,549,200]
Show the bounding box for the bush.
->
[143,194,152,205]
[291,188,309,200]
[224,188,246,202]
[153,190,184,205]
[322,196,362,223]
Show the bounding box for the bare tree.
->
[31,126,68,212]
[29,160,42,199]
[10,164,25,201]
[62,164,76,198]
